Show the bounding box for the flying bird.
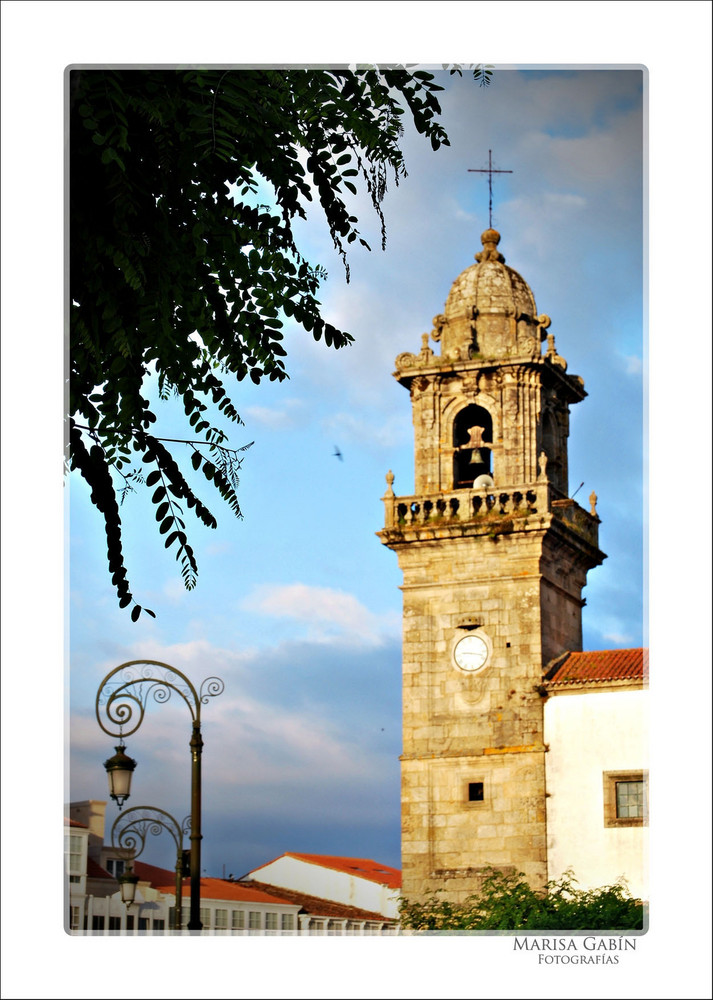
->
[333,446,343,461]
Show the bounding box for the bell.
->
[469,449,486,465]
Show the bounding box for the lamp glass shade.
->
[118,870,139,905]
[103,745,137,808]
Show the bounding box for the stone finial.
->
[475,228,505,264]
[546,332,567,371]
[418,333,434,362]
[538,450,548,481]
[589,491,598,516]
[385,470,395,497]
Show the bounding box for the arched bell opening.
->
[453,404,493,489]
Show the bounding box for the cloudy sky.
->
[2,3,711,998]
[68,66,646,878]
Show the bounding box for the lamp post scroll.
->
[96,660,224,933]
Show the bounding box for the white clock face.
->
[453,633,490,673]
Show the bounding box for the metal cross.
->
[468,150,513,228]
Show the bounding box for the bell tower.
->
[378,228,605,902]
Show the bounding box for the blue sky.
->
[68,68,646,877]
[1,4,711,998]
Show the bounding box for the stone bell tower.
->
[378,228,606,902]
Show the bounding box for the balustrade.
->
[383,482,599,547]
[389,483,547,529]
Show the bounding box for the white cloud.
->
[623,354,643,375]
[241,583,399,646]
[325,410,409,451]
[602,631,634,646]
[243,398,308,431]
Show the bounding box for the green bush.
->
[398,867,644,931]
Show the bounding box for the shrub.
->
[398,867,644,931]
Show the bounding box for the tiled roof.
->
[546,648,648,687]
[65,817,87,828]
[134,860,177,886]
[245,880,396,922]
[149,874,298,907]
[86,857,112,879]
[251,853,402,890]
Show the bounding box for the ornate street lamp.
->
[103,743,137,809]
[111,806,190,930]
[96,660,224,933]
[118,868,139,907]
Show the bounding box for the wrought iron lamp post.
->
[111,806,190,930]
[96,660,224,933]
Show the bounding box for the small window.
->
[248,911,261,930]
[126,915,135,931]
[153,919,165,933]
[215,909,228,930]
[232,910,245,930]
[106,858,126,878]
[468,781,484,802]
[65,834,83,876]
[92,916,105,931]
[138,917,149,933]
[200,907,211,929]
[309,920,324,935]
[109,916,121,931]
[603,770,648,827]
[265,912,277,931]
[281,913,294,931]
[69,906,80,931]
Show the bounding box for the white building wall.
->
[252,857,400,918]
[544,689,648,900]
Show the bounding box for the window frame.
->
[603,769,648,828]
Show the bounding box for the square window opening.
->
[468,781,484,802]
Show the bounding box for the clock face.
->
[453,633,490,673]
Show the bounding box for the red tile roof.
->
[64,817,87,828]
[546,648,648,687]
[150,875,297,907]
[250,853,402,890]
[86,857,112,879]
[146,872,393,921]
[134,860,177,887]
[245,880,395,922]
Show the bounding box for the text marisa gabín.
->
[514,936,637,965]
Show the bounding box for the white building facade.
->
[544,649,648,899]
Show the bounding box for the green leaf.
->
[70,66,466,614]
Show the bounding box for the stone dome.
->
[433,230,542,362]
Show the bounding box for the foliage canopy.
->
[69,67,483,619]
[398,867,645,931]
